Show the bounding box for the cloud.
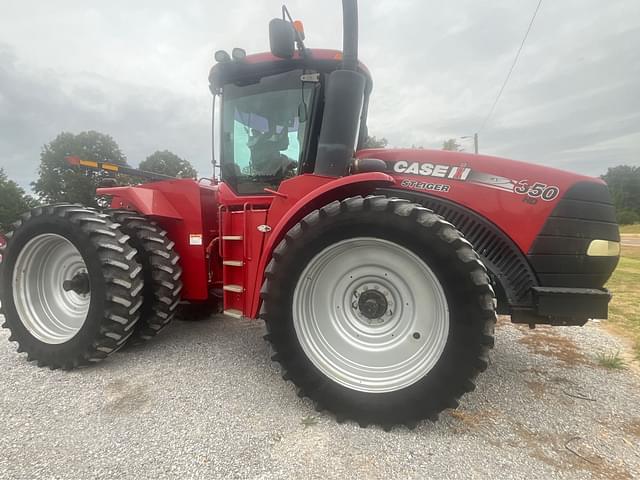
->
[0,0,639,190]
[360,0,640,173]
[0,43,212,189]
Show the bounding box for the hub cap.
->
[293,237,449,393]
[357,289,388,320]
[12,234,91,344]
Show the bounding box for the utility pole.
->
[460,133,479,154]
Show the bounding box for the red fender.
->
[98,179,212,300]
[97,184,183,219]
[248,172,395,317]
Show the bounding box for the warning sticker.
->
[189,234,203,246]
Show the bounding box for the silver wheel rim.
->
[293,237,449,393]
[12,234,90,344]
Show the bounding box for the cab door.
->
[219,69,317,196]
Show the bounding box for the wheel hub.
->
[63,272,90,296]
[352,284,393,326]
[357,289,388,320]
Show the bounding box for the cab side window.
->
[221,70,314,195]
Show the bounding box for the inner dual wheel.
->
[262,196,496,428]
[0,205,182,369]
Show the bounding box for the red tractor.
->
[0,1,619,428]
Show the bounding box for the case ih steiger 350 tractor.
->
[0,1,620,428]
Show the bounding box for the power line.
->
[478,0,543,133]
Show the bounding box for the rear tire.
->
[107,210,183,344]
[0,204,144,369]
[261,196,496,428]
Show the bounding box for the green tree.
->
[601,165,640,221]
[617,209,639,225]
[33,131,128,206]
[362,135,388,149]
[442,138,462,151]
[139,150,197,179]
[0,169,38,232]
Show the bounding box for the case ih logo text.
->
[393,161,472,180]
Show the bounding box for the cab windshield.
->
[221,69,314,194]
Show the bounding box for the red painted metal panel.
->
[97,186,182,219]
[357,148,603,253]
[245,172,395,318]
[99,179,215,300]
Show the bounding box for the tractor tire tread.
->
[106,210,183,344]
[0,204,143,369]
[260,195,496,428]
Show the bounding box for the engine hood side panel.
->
[356,148,605,253]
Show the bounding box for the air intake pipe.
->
[341,0,359,71]
[313,0,366,177]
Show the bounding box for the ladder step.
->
[223,284,244,293]
[223,260,244,267]
[223,309,243,319]
[222,235,243,241]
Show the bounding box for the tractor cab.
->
[208,14,372,195]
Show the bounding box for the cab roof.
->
[209,48,372,94]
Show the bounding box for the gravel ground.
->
[0,314,639,480]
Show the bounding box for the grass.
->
[620,223,640,234]
[605,245,640,360]
[595,350,625,369]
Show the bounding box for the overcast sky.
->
[1,0,639,190]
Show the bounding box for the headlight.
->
[586,240,620,257]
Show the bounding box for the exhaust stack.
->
[313,0,366,177]
[341,0,359,71]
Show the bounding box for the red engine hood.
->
[356,148,605,253]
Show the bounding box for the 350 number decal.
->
[514,181,560,201]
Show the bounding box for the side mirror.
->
[269,19,295,59]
